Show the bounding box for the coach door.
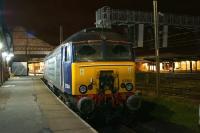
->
[62,44,72,94]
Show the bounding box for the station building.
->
[136,59,200,73]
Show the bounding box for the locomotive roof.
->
[44,28,131,60]
[63,28,130,44]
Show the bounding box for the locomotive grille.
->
[99,70,116,93]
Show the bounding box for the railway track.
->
[118,125,137,133]
[42,78,142,133]
[95,123,137,133]
[87,110,141,133]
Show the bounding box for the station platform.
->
[0,76,97,133]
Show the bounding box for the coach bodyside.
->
[44,44,64,91]
[44,46,62,89]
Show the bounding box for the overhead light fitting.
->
[2,52,8,58]
[6,53,14,62]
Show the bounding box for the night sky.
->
[3,0,200,45]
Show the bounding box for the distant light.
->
[0,42,3,49]
[6,53,14,62]
[158,12,164,16]
[6,56,11,62]
[2,52,8,58]
[9,53,14,57]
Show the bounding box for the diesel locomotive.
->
[43,28,141,115]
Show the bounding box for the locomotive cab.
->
[69,29,141,114]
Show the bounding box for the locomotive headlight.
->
[79,85,87,94]
[125,83,133,91]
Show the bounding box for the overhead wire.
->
[142,26,200,48]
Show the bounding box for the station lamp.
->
[0,42,3,49]
[6,53,14,62]
[2,51,8,58]
[9,53,14,57]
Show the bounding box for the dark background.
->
[3,0,200,45]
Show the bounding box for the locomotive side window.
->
[65,46,70,61]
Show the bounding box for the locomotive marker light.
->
[120,83,126,88]
[88,84,93,90]
[88,78,94,90]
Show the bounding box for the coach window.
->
[65,46,70,61]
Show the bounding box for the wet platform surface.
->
[0,76,96,133]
